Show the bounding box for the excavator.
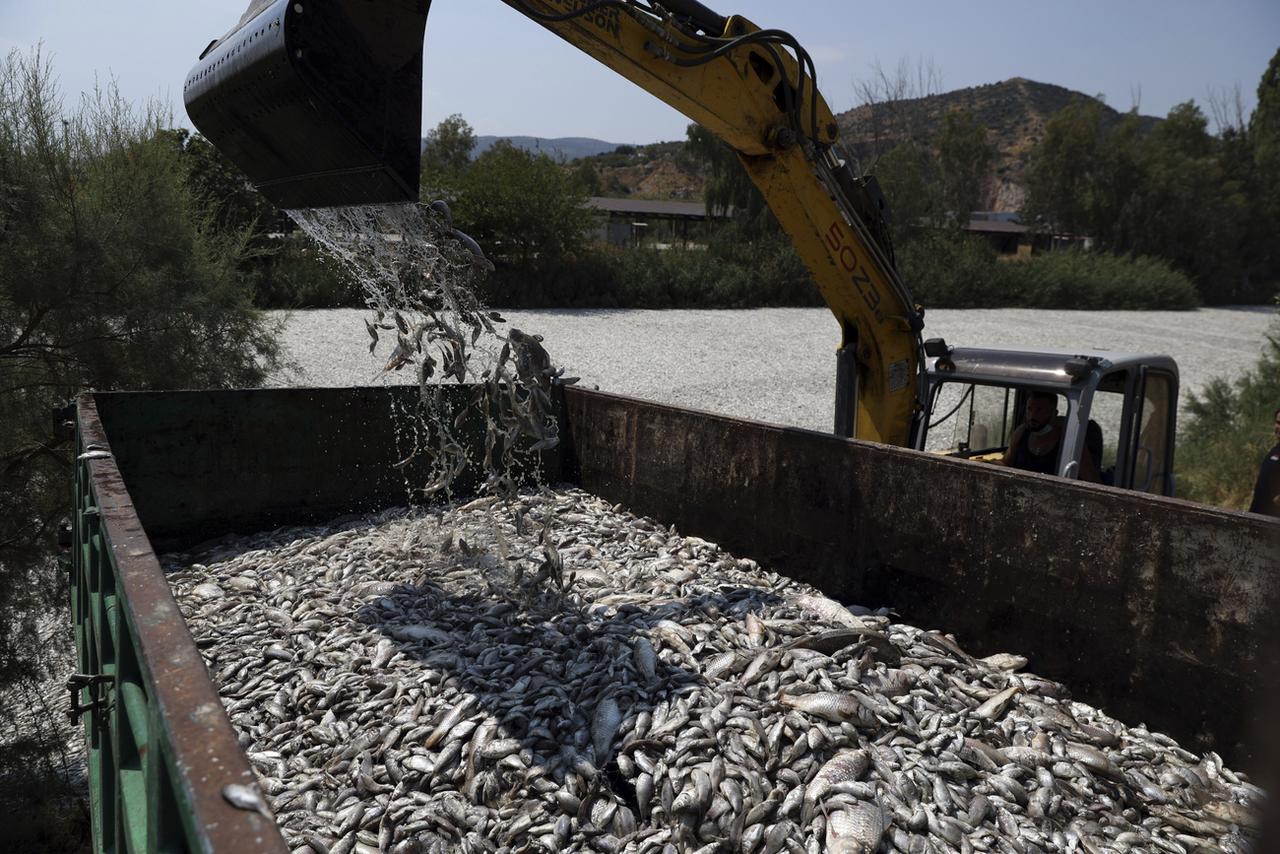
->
[184,0,1180,496]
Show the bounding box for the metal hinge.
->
[66,673,112,724]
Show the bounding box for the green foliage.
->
[0,48,280,838]
[936,110,994,225]
[874,140,937,230]
[1178,315,1280,508]
[897,233,1015,307]
[481,223,820,309]
[420,113,476,199]
[250,240,362,308]
[158,128,280,241]
[573,158,602,195]
[154,129,355,308]
[1023,99,1107,237]
[454,140,592,266]
[872,108,994,241]
[898,235,1198,310]
[686,124,772,231]
[1024,88,1274,304]
[1009,249,1199,309]
[1250,49,1280,275]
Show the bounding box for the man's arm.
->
[990,425,1025,467]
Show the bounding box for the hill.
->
[471,135,626,161]
[835,77,1162,211]
[578,140,708,200]
[464,79,1164,211]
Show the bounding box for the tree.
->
[685,123,772,233]
[158,128,280,240]
[849,58,945,165]
[1023,98,1105,236]
[420,113,476,199]
[873,139,937,237]
[1250,48,1280,282]
[936,109,994,224]
[0,49,281,845]
[453,140,591,266]
[573,157,602,196]
[1129,102,1250,300]
[1180,321,1280,507]
[1022,84,1280,304]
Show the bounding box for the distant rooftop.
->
[587,196,728,219]
[964,217,1029,234]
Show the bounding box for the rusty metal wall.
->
[560,387,1279,769]
[92,387,558,550]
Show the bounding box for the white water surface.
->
[272,307,1274,433]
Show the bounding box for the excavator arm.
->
[185,0,925,445]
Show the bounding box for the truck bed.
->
[71,386,1276,852]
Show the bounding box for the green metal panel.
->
[71,395,289,854]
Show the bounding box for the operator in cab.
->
[1247,408,1280,517]
[992,390,1100,482]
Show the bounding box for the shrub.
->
[252,240,362,308]
[898,233,1017,308]
[1012,250,1200,310]
[1177,318,1280,508]
[477,227,821,310]
[1,48,281,848]
[898,236,1200,310]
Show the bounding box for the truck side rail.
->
[71,393,288,854]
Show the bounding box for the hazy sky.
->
[3,2,1277,144]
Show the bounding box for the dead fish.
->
[425,696,477,749]
[980,652,1028,671]
[804,749,869,822]
[222,782,272,818]
[592,697,621,761]
[779,692,876,727]
[631,637,657,682]
[825,802,887,854]
[974,685,1021,721]
[792,594,868,630]
[166,483,1262,854]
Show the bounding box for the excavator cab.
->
[183,0,430,208]
[918,344,1179,496]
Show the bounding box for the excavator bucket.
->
[184,0,430,209]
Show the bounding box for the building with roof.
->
[962,213,1091,257]
[586,196,730,248]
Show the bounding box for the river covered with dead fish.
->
[163,489,1263,854]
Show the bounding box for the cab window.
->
[1088,370,1128,485]
[1132,371,1175,494]
[925,383,1017,457]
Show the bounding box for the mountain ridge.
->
[836,77,1163,210]
[472,135,626,161]
[438,79,1164,211]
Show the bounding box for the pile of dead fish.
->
[164,489,1265,854]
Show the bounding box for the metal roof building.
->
[586,196,730,247]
